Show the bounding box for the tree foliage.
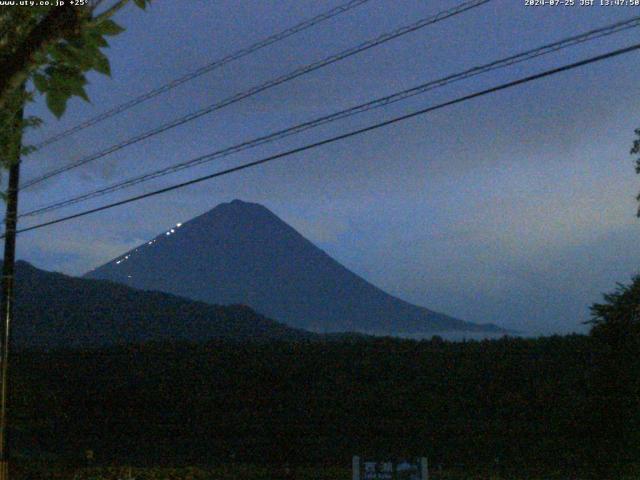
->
[0,0,151,173]
[587,276,640,478]
[589,275,640,349]
[8,335,603,477]
[631,128,640,216]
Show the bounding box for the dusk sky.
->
[15,0,640,335]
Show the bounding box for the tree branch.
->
[94,0,130,22]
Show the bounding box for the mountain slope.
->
[86,200,503,334]
[8,261,312,349]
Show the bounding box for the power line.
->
[19,15,640,219]
[21,0,491,190]
[31,0,374,150]
[11,42,640,238]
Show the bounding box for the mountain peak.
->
[86,201,504,335]
[221,198,257,209]
[229,198,251,206]
[198,199,281,224]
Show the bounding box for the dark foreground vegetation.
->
[6,328,639,480]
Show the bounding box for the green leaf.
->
[76,86,90,103]
[48,67,85,94]
[86,29,109,48]
[64,69,87,88]
[32,73,48,93]
[69,43,103,70]
[134,0,147,9]
[96,19,125,36]
[46,91,67,118]
[47,69,90,105]
[49,42,92,70]
[48,44,72,63]
[93,51,111,76]
[21,144,37,156]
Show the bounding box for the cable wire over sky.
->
[11,42,640,238]
[21,0,491,190]
[19,15,640,219]
[31,0,374,150]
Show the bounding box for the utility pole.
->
[0,105,23,480]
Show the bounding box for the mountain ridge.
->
[85,200,504,335]
[7,260,313,349]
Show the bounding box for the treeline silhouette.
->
[8,331,637,478]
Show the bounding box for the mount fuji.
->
[85,200,503,336]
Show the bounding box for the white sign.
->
[353,456,428,480]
